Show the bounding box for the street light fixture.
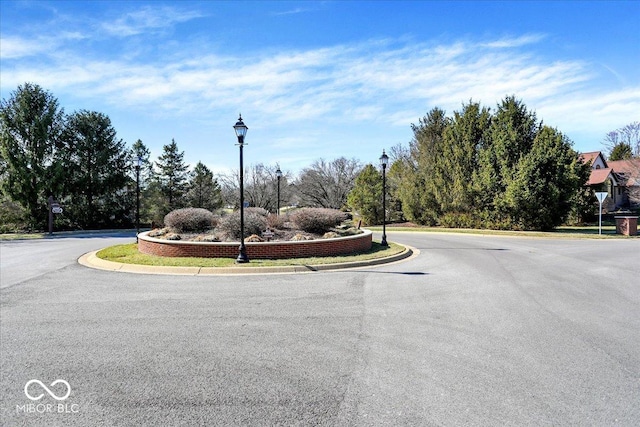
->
[135,156,142,243]
[379,150,389,247]
[276,166,282,216]
[234,114,249,263]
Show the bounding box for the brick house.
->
[580,151,640,209]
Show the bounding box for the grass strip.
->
[96,241,405,268]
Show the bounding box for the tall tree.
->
[474,96,539,223]
[130,139,155,225]
[438,101,491,213]
[59,110,129,228]
[185,161,222,211]
[155,139,189,211]
[504,126,589,230]
[394,107,448,225]
[0,83,64,229]
[295,157,361,209]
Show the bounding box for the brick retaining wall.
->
[138,230,373,259]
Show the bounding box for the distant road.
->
[0,231,134,289]
[1,232,639,425]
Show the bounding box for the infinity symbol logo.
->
[24,379,71,401]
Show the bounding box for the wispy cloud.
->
[101,6,205,37]
[2,33,631,132]
[2,1,637,168]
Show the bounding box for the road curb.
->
[77,245,417,276]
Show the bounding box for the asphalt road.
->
[1,232,639,426]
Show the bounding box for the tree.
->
[219,163,291,212]
[504,126,589,230]
[59,110,130,228]
[609,142,633,161]
[294,157,362,209]
[394,107,448,225]
[474,96,539,225]
[0,83,64,229]
[185,161,222,211]
[130,139,155,225]
[155,139,189,212]
[602,122,640,158]
[438,101,491,214]
[347,164,383,225]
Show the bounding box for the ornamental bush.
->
[164,208,216,233]
[216,210,268,240]
[289,208,349,234]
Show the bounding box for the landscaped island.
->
[138,207,372,259]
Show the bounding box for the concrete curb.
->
[77,245,418,276]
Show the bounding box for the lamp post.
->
[276,166,282,216]
[135,156,141,243]
[234,115,249,263]
[379,150,389,247]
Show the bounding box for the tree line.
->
[0,83,628,233]
[0,83,363,232]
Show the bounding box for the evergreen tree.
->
[155,139,189,212]
[439,101,491,214]
[395,107,448,225]
[505,126,588,230]
[474,96,539,225]
[0,83,64,229]
[347,164,383,225]
[185,161,222,211]
[608,142,633,160]
[130,139,154,226]
[59,110,129,228]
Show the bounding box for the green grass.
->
[0,232,46,240]
[368,225,633,239]
[96,241,406,267]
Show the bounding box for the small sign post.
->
[595,192,608,235]
[48,196,63,235]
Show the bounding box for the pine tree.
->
[185,161,222,211]
[59,110,129,228]
[0,83,64,229]
[155,139,189,212]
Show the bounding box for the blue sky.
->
[1,1,638,175]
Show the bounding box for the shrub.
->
[216,210,268,240]
[246,207,269,217]
[267,213,286,229]
[164,208,216,233]
[290,208,349,234]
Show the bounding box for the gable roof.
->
[579,151,608,169]
[607,159,640,186]
[586,167,616,186]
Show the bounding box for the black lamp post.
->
[275,166,282,216]
[135,156,141,243]
[234,115,249,263]
[379,150,389,247]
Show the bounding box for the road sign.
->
[595,192,608,235]
[595,192,608,203]
[51,207,63,214]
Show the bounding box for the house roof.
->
[579,151,608,168]
[607,159,640,186]
[586,167,615,185]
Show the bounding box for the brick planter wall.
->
[138,229,373,259]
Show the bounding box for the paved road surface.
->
[1,232,639,426]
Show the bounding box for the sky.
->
[1,0,639,176]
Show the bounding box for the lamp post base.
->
[380,236,388,247]
[236,244,249,263]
